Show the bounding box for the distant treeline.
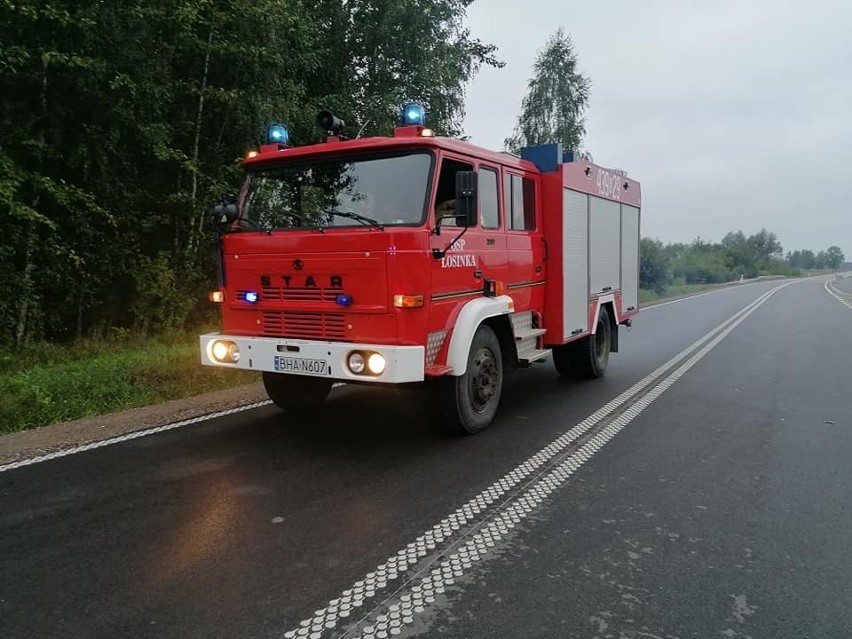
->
[0,1,501,347]
[640,230,845,293]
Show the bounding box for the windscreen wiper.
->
[323,209,384,231]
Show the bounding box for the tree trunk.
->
[76,285,85,340]
[14,229,36,348]
[187,29,214,257]
[15,58,49,347]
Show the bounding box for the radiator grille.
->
[261,311,346,341]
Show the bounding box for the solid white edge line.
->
[642,277,783,310]
[0,401,273,473]
[280,282,793,639]
[341,282,791,639]
[0,382,347,474]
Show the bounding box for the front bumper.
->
[199,333,425,383]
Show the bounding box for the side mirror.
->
[208,197,239,229]
[455,171,477,227]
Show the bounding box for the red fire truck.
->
[201,104,641,433]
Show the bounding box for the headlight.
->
[348,352,366,374]
[210,340,239,363]
[367,353,386,375]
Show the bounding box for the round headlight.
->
[367,353,386,375]
[348,352,366,374]
[211,340,230,362]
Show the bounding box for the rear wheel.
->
[553,306,612,379]
[438,325,503,434]
[262,372,332,411]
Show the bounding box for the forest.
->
[1,0,501,347]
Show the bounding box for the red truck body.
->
[201,113,641,432]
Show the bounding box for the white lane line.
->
[825,280,852,309]
[341,281,790,639]
[281,283,792,639]
[641,278,782,310]
[0,401,273,473]
[0,382,349,473]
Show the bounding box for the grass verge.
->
[0,331,259,434]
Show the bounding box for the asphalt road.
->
[2,277,850,639]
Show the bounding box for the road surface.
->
[2,276,851,639]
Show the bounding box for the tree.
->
[504,28,590,154]
[640,238,671,293]
[825,246,845,271]
[0,0,500,346]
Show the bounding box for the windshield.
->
[242,150,433,230]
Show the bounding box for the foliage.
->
[505,28,590,154]
[639,238,671,294]
[642,229,840,294]
[0,0,500,347]
[0,331,258,433]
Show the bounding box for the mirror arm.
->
[432,225,469,259]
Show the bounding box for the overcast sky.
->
[462,0,852,257]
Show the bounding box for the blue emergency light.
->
[335,294,352,307]
[266,123,290,145]
[401,103,426,126]
[243,291,259,304]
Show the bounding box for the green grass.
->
[0,330,259,434]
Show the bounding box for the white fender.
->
[445,295,515,376]
[591,294,618,330]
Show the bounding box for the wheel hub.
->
[469,347,498,412]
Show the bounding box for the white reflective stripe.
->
[591,293,617,331]
[444,295,514,376]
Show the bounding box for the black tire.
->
[262,372,332,411]
[553,306,612,379]
[438,325,503,434]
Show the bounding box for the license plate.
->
[273,356,328,376]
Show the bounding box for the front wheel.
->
[262,372,332,411]
[438,325,504,435]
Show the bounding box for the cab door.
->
[503,171,545,311]
[429,154,507,309]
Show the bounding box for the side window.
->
[478,166,499,229]
[434,157,474,227]
[522,177,536,230]
[504,173,537,231]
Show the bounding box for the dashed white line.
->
[281,282,793,639]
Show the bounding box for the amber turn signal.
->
[393,294,424,308]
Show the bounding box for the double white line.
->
[825,279,852,310]
[283,282,793,639]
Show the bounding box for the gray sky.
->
[462,0,852,257]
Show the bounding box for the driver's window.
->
[434,157,474,227]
